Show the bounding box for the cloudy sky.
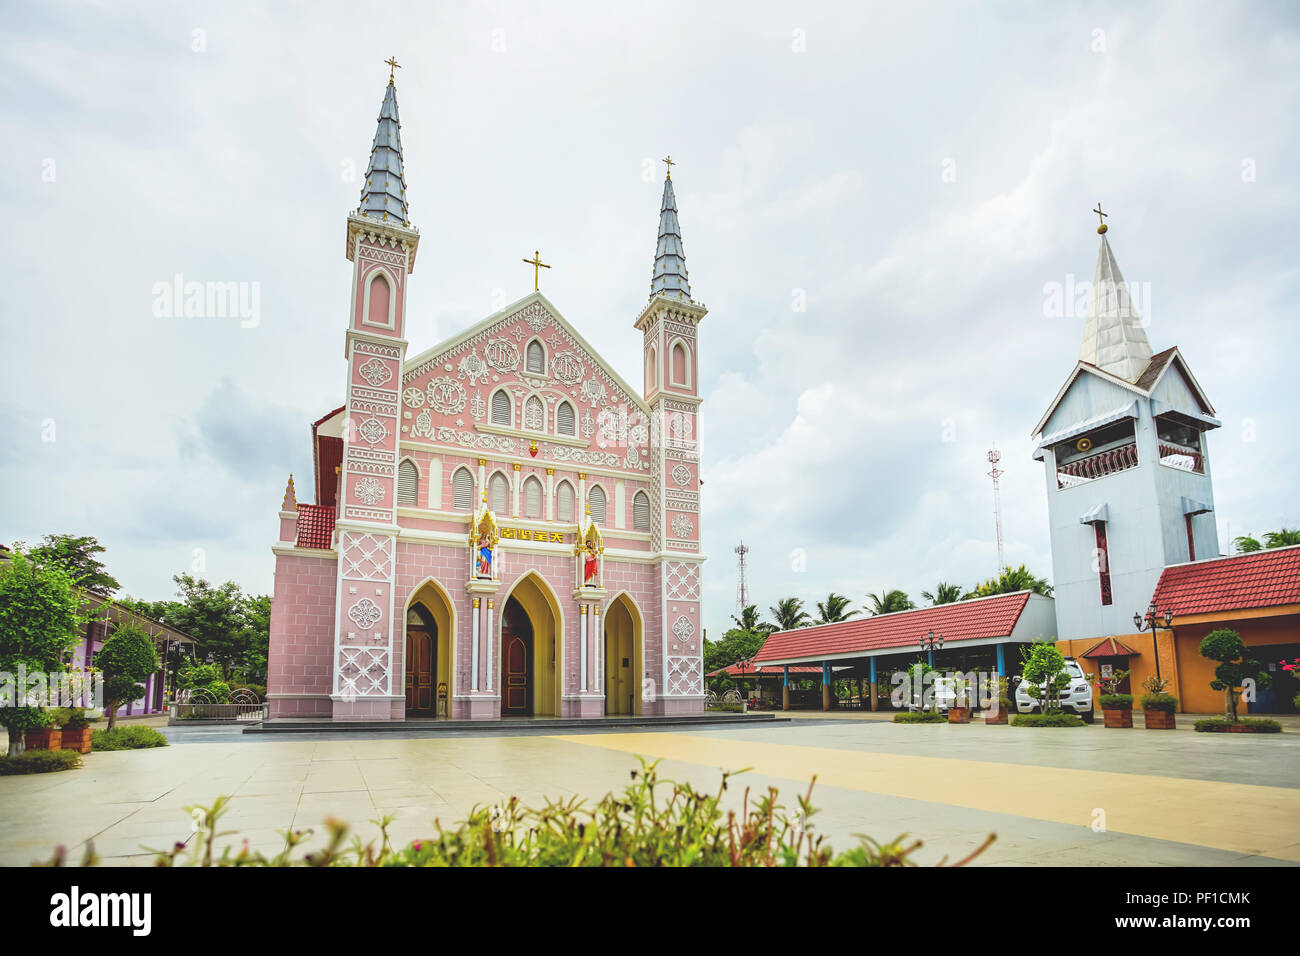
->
[2,1,1297,642]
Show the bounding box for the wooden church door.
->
[501,598,533,716]
[405,627,435,714]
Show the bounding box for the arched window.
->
[523,476,543,519]
[365,271,392,328]
[491,389,512,426]
[671,341,689,386]
[397,459,418,506]
[489,472,509,514]
[523,395,545,431]
[452,467,474,511]
[632,490,650,531]
[588,485,607,525]
[556,401,575,436]
[647,345,657,390]
[556,480,575,522]
[526,340,546,374]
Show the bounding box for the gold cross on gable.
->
[385,56,401,81]
[662,155,676,179]
[522,250,551,291]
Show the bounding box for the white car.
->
[1014,657,1094,722]
[906,675,958,713]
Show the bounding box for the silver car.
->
[1014,657,1095,723]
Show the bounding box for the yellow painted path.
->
[555,732,1300,863]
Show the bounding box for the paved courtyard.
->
[2,718,1298,866]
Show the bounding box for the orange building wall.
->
[1056,607,1300,714]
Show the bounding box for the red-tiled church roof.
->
[296,504,336,550]
[753,591,1033,664]
[1152,545,1300,617]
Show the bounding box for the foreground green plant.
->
[1011,713,1085,728]
[1193,717,1282,733]
[0,749,82,775]
[893,711,946,724]
[92,726,169,751]
[38,759,995,867]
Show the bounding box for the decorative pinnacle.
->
[1093,202,1108,235]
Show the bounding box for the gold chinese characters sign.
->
[499,528,566,543]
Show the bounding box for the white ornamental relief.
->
[358,358,392,388]
[552,351,584,385]
[523,395,545,430]
[402,387,426,409]
[672,615,695,641]
[671,513,693,539]
[672,463,691,487]
[580,379,607,407]
[669,413,693,440]
[357,417,388,446]
[413,408,433,437]
[580,411,595,439]
[469,394,486,420]
[483,338,520,373]
[427,377,467,415]
[347,597,383,630]
[524,308,549,332]
[354,476,385,506]
[458,352,491,386]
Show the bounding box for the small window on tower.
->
[1156,415,1204,474]
[397,459,418,506]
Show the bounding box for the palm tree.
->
[866,589,915,615]
[920,581,962,606]
[1234,535,1263,553]
[731,604,772,635]
[815,593,859,624]
[769,597,812,632]
[1265,528,1300,549]
[964,564,1053,599]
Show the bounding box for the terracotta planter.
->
[983,710,1008,725]
[947,707,971,724]
[24,728,62,751]
[60,727,93,754]
[1143,710,1176,730]
[1102,708,1133,728]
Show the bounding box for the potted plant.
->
[983,676,1010,725]
[58,708,93,754]
[1098,693,1134,728]
[1141,693,1178,729]
[947,675,972,723]
[23,711,60,752]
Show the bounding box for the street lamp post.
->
[1133,602,1175,683]
[919,629,944,667]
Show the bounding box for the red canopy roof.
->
[1080,636,1140,658]
[707,658,822,678]
[1151,545,1300,617]
[753,591,1033,664]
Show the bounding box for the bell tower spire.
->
[356,58,409,225]
[1077,207,1152,383]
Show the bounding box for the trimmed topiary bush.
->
[893,711,947,724]
[1140,693,1178,714]
[91,726,169,751]
[1193,717,1282,734]
[1011,713,1085,727]
[1099,693,1134,710]
[0,748,82,774]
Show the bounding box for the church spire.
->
[649,157,691,302]
[356,61,409,225]
[1077,210,1152,383]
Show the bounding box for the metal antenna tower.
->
[734,540,750,612]
[987,447,1006,572]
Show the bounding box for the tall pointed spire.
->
[649,158,691,302]
[357,65,409,225]
[1078,218,1152,383]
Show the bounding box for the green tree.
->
[20,533,120,597]
[1019,641,1069,713]
[703,629,768,675]
[920,581,962,605]
[164,575,248,680]
[1264,528,1300,549]
[96,625,160,731]
[1233,535,1262,553]
[239,593,271,683]
[965,564,1053,599]
[731,604,773,635]
[1199,628,1271,722]
[0,555,86,755]
[866,589,915,615]
[769,597,812,632]
[815,593,858,624]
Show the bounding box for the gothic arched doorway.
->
[604,593,644,715]
[501,596,533,715]
[497,572,563,717]
[404,581,455,718]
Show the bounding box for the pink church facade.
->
[266,73,707,721]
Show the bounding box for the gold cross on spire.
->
[522,250,551,291]
[1093,202,1108,235]
[662,155,676,179]
[385,56,401,82]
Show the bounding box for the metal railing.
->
[1057,441,1139,487]
[1158,440,1204,473]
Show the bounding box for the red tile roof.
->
[295,504,336,550]
[753,591,1033,664]
[1080,636,1140,658]
[707,658,822,678]
[1151,545,1300,617]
